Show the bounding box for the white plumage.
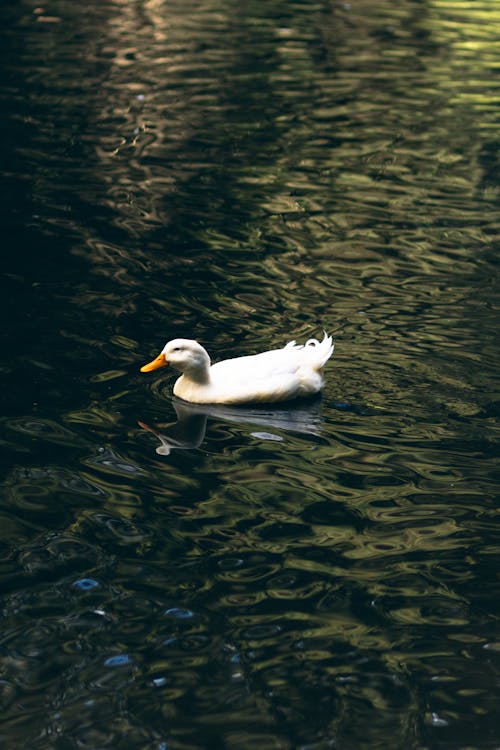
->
[140,333,334,405]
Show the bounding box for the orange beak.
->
[140,352,168,373]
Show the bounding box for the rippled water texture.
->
[1,0,500,748]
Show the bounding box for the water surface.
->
[1,1,500,748]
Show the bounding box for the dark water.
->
[1,0,500,747]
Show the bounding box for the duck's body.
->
[140,333,334,405]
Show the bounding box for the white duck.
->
[140,333,334,405]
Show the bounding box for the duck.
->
[140,333,334,405]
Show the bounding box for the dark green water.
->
[1,0,500,748]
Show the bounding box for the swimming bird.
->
[140,333,334,405]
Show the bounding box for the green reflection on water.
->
[1,0,500,748]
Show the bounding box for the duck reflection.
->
[139,398,323,455]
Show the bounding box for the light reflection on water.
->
[1,0,500,748]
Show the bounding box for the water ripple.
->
[2,0,500,748]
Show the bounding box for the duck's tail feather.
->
[306,331,334,368]
[285,332,334,369]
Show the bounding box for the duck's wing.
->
[210,347,301,380]
[211,334,334,380]
[208,351,322,404]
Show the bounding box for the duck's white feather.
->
[140,333,334,405]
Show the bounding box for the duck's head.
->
[140,338,210,375]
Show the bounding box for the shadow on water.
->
[138,397,326,455]
[1,0,500,748]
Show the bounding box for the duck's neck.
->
[183,350,211,384]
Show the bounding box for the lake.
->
[1,0,500,748]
